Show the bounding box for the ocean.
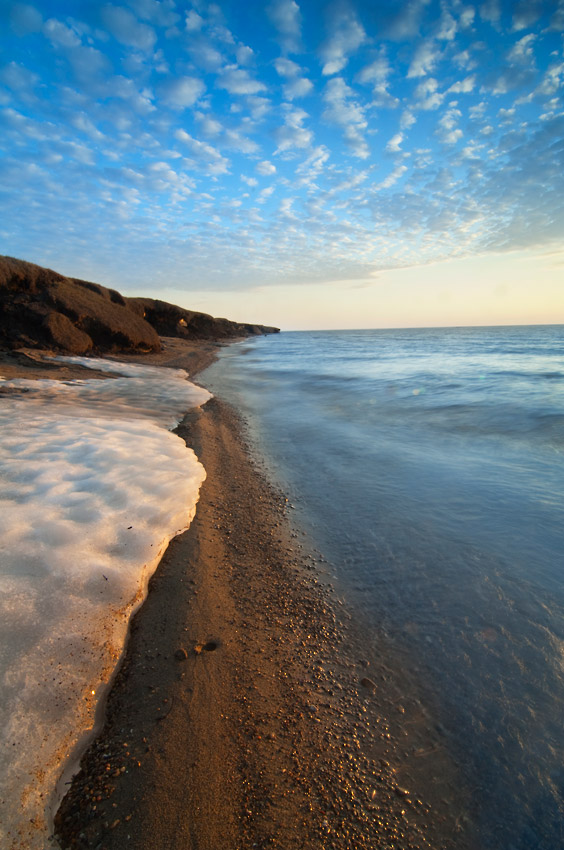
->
[202,325,564,850]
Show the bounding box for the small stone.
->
[360,677,377,690]
[174,648,188,661]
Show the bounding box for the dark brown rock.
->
[42,311,93,354]
[0,255,279,355]
[127,296,279,341]
[0,256,160,354]
[174,648,188,661]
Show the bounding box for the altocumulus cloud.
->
[0,0,562,291]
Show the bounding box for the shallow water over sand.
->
[203,325,564,850]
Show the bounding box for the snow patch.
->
[0,357,211,849]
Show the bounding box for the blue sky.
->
[1,0,563,328]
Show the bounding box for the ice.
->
[0,357,211,849]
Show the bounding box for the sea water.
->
[202,325,564,850]
[0,357,210,849]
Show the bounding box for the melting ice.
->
[0,356,211,849]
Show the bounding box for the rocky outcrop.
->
[127,297,280,341]
[0,256,279,354]
[0,257,161,354]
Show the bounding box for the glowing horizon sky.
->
[1,0,563,329]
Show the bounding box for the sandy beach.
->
[2,340,470,850]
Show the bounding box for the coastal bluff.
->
[0,255,279,355]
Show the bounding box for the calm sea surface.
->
[202,325,564,849]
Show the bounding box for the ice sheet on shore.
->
[0,357,211,849]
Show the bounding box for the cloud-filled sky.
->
[1,0,563,328]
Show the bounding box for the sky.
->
[0,0,563,329]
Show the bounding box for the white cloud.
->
[217,67,266,96]
[377,164,408,190]
[507,34,536,66]
[256,160,276,175]
[459,7,476,28]
[469,101,487,117]
[127,0,179,27]
[274,106,313,154]
[245,96,272,120]
[408,39,441,78]
[0,61,38,95]
[187,39,225,71]
[71,113,105,141]
[195,112,223,136]
[322,77,369,159]
[223,129,259,154]
[295,145,330,182]
[460,141,485,159]
[274,57,313,99]
[356,52,399,107]
[43,18,81,48]
[274,57,300,77]
[442,130,463,145]
[533,61,564,98]
[320,8,366,76]
[279,196,296,217]
[241,175,258,186]
[386,133,404,152]
[497,107,515,122]
[236,44,254,65]
[437,10,457,40]
[101,5,157,51]
[146,161,194,197]
[110,75,155,112]
[453,49,477,71]
[267,0,302,53]
[371,83,400,108]
[158,76,205,108]
[258,184,275,203]
[175,129,230,174]
[400,109,416,130]
[357,55,390,85]
[414,77,444,110]
[437,107,463,144]
[283,76,314,100]
[185,10,203,32]
[448,75,476,93]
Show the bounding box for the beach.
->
[2,340,468,850]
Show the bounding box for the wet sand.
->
[1,341,472,849]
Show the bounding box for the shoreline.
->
[1,341,472,849]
